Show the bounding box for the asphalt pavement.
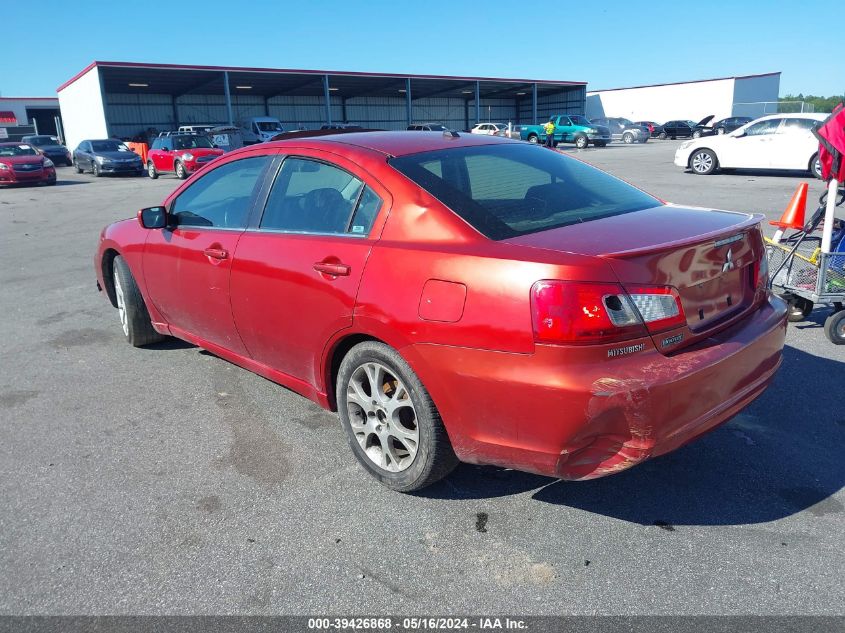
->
[0,140,842,615]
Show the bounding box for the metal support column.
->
[475,80,481,125]
[405,78,412,127]
[223,71,234,126]
[323,75,332,126]
[532,83,538,125]
[341,97,348,124]
[264,96,270,117]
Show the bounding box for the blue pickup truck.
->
[517,114,611,148]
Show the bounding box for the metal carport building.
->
[56,61,586,151]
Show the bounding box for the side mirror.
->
[138,206,167,229]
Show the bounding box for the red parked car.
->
[0,142,57,186]
[94,131,787,491]
[146,133,224,180]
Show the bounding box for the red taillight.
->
[531,281,687,344]
[753,254,769,291]
[531,281,647,344]
[623,285,686,333]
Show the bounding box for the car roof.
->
[265,130,516,157]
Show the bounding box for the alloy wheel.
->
[113,267,128,336]
[691,151,714,174]
[346,362,419,473]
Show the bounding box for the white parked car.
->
[674,113,825,178]
[470,122,510,136]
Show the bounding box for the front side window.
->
[260,158,381,236]
[390,143,659,240]
[745,119,782,136]
[171,155,271,229]
[151,138,163,150]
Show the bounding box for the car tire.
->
[337,341,459,492]
[716,127,726,135]
[692,130,702,139]
[786,297,813,322]
[689,148,717,175]
[823,309,845,345]
[527,134,538,144]
[147,161,159,179]
[92,162,101,177]
[622,132,634,144]
[175,161,187,179]
[575,135,588,149]
[111,255,165,347]
[74,160,84,174]
[658,132,667,140]
[810,153,822,179]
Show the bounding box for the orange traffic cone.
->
[770,182,808,230]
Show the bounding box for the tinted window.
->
[390,143,659,240]
[171,155,270,229]
[260,158,375,235]
[151,139,162,150]
[745,119,782,136]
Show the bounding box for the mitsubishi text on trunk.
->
[94,132,787,492]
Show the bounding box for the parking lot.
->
[1,139,843,615]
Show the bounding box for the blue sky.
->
[2,0,841,97]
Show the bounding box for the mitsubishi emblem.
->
[722,248,735,273]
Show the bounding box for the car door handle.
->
[203,247,228,260]
[313,262,350,276]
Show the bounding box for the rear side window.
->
[778,118,819,134]
[171,155,271,228]
[745,119,782,136]
[260,157,382,236]
[390,143,659,240]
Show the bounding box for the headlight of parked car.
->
[43,158,54,167]
[0,163,9,170]
[182,153,194,161]
[586,128,598,134]
[95,155,109,164]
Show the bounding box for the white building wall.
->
[0,98,59,125]
[57,67,108,151]
[586,78,737,123]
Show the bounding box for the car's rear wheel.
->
[175,161,187,179]
[147,161,158,179]
[690,149,717,175]
[575,135,588,149]
[810,153,822,179]
[622,132,634,144]
[111,255,165,347]
[658,132,667,140]
[92,162,101,177]
[692,130,702,139]
[337,341,458,492]
[824,309,845,345]
[527,134,538,144]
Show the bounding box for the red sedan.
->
[94,131,787,491]
[0,142,57,186]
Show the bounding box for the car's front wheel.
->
[175,161,187,179]
[92,162,101,177]
[74,160,84,174]
[622,132,634,144]
[575,135,588,149]
[111,255,165,347]
[692,130,702,139]
[527,134,538,144]
[337,341,458,492]
[689,148,717,175]
[658,132,667,140]
[147,161,158,179]
[716,127,726,135]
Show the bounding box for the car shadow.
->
[53,181,89,187]
[424,344,845,527]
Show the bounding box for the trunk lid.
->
[505,205,766,353]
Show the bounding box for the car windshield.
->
[570,115,591,126]
[173,136,214,150]
[256,121,283,132]
[91,140,129,152]
[28,136,59,146]
[0,144,38,157]
[390,143,659,240]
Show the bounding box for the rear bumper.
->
[404,294,787,480]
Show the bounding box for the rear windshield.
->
[389,143,659,240]
[27,136,59,145]
[173,135,214,150]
